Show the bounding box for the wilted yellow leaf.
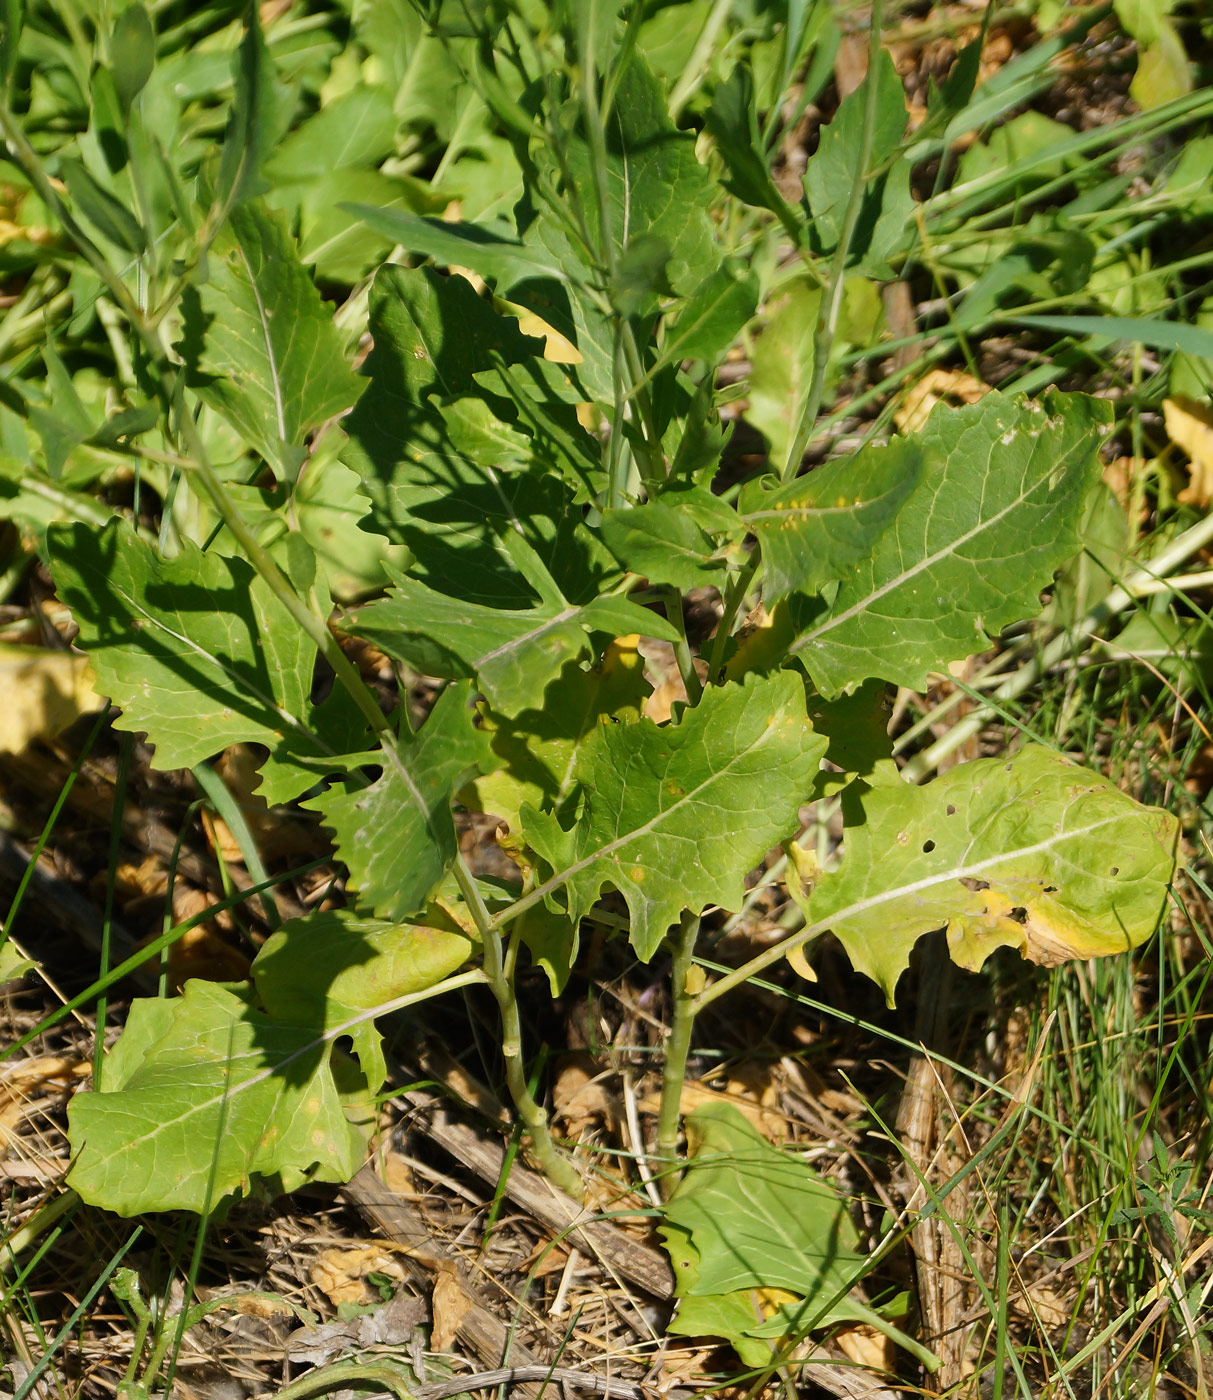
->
[0,645,103,754]
[431,1268,472,1351]
[894,369,988,435]
[310,1244,411,1308]
[1164,395,1213,507]
[835,1322,896,1370]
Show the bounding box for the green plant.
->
[0,0,1192,1375]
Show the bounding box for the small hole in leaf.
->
[960,877,989,892]
[945,804,956,816]
[1110,866,1120,876]
[922,840,935,853]
[1009,907,1028,924]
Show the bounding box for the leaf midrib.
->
[792,422,1084,652]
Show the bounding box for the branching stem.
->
[3,90,584,1202]
[452,862,584,1200]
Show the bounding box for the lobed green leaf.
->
[786,389,1111,693]
[180,201,363,481]
[47,520,339,796]
[525,672,826,960]
[306,681,491,922]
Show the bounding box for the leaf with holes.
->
[809,746,1179,1004]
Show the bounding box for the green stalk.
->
[705,551,761,684]
[270,1361,415,1400]
[656,912,701,1191]
[662,586,703,705]
[780,0,886,483]
[576,10,665,498]
[452,861,584,1200]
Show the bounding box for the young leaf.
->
[344,206,564,289]
[524,672,826,959]
[660,264,760,369]
[705,65,801,227]
[60,158,146,253]
[179,201,364,482]
[787,389,1111,694]
[0,0,22,91]
[214,5,288,214]
[660,1104,936,1368]
[804,48,907,253]
[811,746,1180,1004]
[67,981,372,1216]
[601,490,742,592]
[746,276,820,474]
[265,85,398,183]
[47,521,328,784]
[110,3,155,112]
[347,568,678,717]
[567,55,717,297]
[0,943,34,982]
[253,907,475,1090]
[306,681,491,922]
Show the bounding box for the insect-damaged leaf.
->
[809,746,1179,1004]
[525,672,826,959]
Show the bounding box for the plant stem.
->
[705,551,761,682]
[270,1361,416,1400]
[656,912,700,1193]
[780,0,886,483]
[663,586,703,705]
[452,861,584,1200]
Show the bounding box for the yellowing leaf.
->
[506,304,583,364]
[810,746,1179,1004]
[0,644,102,754]
[1130,19,1192,110]
[1164,395,1213,507]
[893,368,989,435]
